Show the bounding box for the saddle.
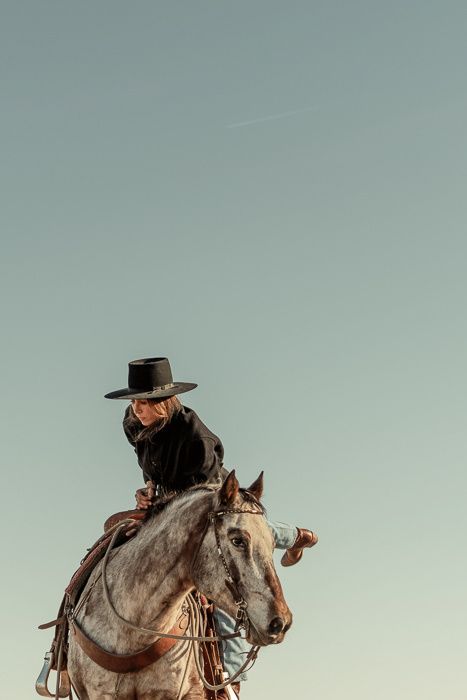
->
[36,510,227,700]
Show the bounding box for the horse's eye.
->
[231,537,246,549]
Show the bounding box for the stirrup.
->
[222,672,239,700]
[35,651,71,698]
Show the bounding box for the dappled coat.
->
[123,404,227,495]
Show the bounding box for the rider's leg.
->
[267,520,318,567]
[212,522,317,698]
[267,520,297,549]
[214,607,249,692]
[211,524,297,680]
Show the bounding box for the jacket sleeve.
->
[123,406,137,447]
[180,437,225,488]
[122,408,151,482]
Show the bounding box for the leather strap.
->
[70,613,189,673]
[200,603,224,700]
[38,615,66,631]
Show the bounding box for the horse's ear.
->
[247,471,264,501]
[220,470,239,505]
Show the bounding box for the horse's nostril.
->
[268,617,285,636]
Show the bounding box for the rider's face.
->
[131,399,162,426]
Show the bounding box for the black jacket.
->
[123,405,227,495]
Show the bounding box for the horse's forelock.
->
[238,488,267,515]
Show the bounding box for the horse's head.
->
[192,470,292,647]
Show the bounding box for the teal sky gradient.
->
[1,2,466,698]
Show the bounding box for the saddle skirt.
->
[66,510,145,606]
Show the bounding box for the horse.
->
[67,471,292,699]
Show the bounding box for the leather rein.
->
[71,503,265,678]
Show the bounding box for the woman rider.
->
[105,357,318,698]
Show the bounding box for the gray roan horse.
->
[67,471,292,699]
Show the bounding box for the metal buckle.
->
[35,651,72,698]
[235,599,247,619]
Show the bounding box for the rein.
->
[73,502,265,690]
[97,519,241,642]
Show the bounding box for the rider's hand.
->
[135,480,155,509]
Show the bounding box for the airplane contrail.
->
[226,106,316,129]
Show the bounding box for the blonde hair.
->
[125,395,182,441]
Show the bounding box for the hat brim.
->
[104,382,197,400]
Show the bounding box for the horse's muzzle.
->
[266,611,293,643]
[248,610,293,646]
[269,616,286,636]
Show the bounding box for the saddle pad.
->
[65,521,137,606]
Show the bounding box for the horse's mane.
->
[143,483,266,522]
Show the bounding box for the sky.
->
[1,1,466,698]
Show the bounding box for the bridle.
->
[199,505,265,635]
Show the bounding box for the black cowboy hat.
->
[104,357,197,400]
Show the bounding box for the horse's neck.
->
[106,491,211,629]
